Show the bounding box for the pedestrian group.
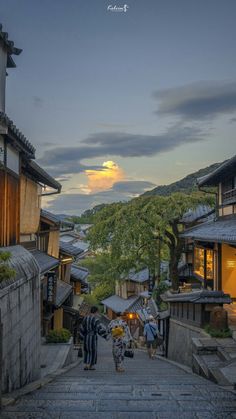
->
[79,306,162,372]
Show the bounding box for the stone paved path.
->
[2,338,236,418]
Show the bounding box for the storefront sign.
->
[47,272,57,304]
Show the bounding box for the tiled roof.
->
[0,112,35,157]
[121,268,149,283]
[41,209,74,228]
[26,161,61,191]
[31,250,59,274]
[197,155,236,187]
[59,242,84,257]
[181,205,214,224]
[101,295,141,314]
[0,24,22,68]
[55,279,72,307]
[70,264,89,284]
[181,217,236,244]
[161,290,231,304]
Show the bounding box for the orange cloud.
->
[85,161,124,193]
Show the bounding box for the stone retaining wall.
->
[168,318,208,367]
[0,246,41,393]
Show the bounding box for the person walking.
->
[80,306,107,370]
[144,315,158,359]
[108,312,132,373]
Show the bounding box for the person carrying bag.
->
[144,315,161,359]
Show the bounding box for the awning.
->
[60,242,84,257]
[55,280,72,307]
[31,250,59,274]
[70,264,89,284]
[101,295,142,314]
[181,217,236,244]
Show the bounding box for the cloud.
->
[38,124,204,176]
[43,179,156,214]
[85,161,124,193]
[153,81,236,120]
[112,180,156,194]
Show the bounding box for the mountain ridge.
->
[142,161,224,197]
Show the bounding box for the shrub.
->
[0,251,16,283]
[46,328,71,343]
[204,324,232,338]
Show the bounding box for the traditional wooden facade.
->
[182,155,236,299]
[36,210,76,334]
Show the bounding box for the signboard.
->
[47,272,57,304]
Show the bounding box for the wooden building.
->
[102,268,159,337]
[181,155,236,299]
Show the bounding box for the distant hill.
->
[142,161,224,197]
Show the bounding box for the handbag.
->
[124,349,134,358]
[149,324,164,346]
[156,335,164,346]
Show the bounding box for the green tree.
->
[88,193,214,290]
[80,253,118,303]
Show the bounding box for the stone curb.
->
[1,358,82,407]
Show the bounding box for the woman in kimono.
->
[80,306,107,370]
[108,312,132,372]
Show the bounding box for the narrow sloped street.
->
[2,338,236,419]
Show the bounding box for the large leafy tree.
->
[80,253,118,302]
[88,193,214,290]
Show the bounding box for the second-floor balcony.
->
[222,188,236,205]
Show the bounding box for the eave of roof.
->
[128,268,149,283]
[31,250,59,274]
[197,155,236,187]
[70,264,89,284]
[55,280,72,307]
[25,160,61,191]
[0,24,22,68]
[59,242,84,257]
[0,112,35,157]
[161,290,231,304]
[101,294,141,313]
[181,217,236,244]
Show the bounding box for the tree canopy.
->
[88,193,214,290]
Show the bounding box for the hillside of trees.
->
[142,161,223,197]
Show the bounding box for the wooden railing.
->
[222,188,236,204]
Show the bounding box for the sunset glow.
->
[85,161,124,193]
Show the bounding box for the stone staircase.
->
[192,337,236,388]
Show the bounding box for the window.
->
[194,247,213,280]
